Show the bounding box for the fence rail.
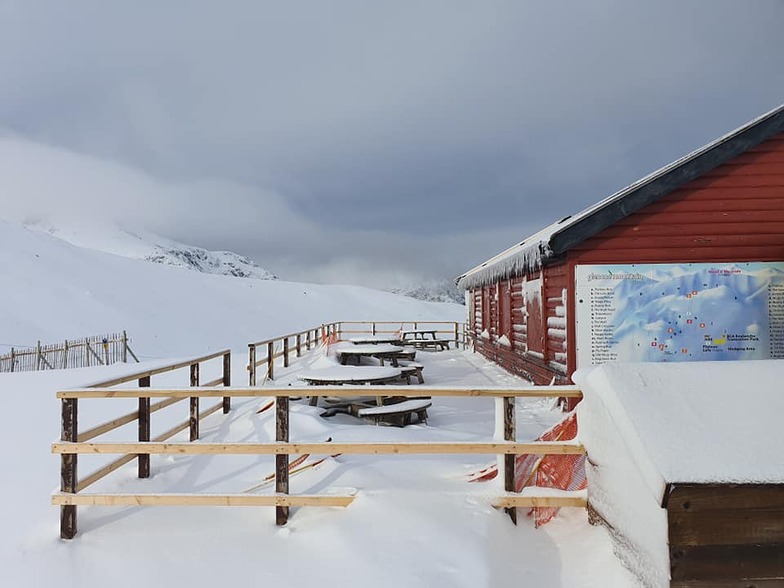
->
[56,349,231,537]
[0,331,138,373]
[247,321,466,385]
[53,384,583,538]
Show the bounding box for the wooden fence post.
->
[36,341,42,371]
[504,396,517,525]
[9,348,14,373]
[296,334,301,358]
[283,337,290,368]
[122,331,128,363]
[372,322,376,335]
[267,341,274,381]
[138,376,151,478]
[306,330,311,350]
[275,395,290,525]
[190,363,200,441]
[60,397,78,539]
[222,352,231,414]
[248,344,257,386]
[454,322,460,349]
[62,340,68,369]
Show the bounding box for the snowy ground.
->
[2,346,635,588]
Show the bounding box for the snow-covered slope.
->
[24,220,278,280]
[1,220,462,358]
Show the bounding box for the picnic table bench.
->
[401,330,450,351]
[335,344,407,366]
[353,398,432,427]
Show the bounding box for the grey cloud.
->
[1,1,783,286]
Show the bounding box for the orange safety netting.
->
[321,328,340,351]
[514,412,586,526]
[466,412,586,527]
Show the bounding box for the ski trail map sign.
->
[575,262,784,367]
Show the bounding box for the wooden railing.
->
[247,323,340,385]
[52,384,583,538]
[55,349,231,539]
[247,321,466,385]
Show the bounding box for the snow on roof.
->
[456,102,784,290]
[575,360,784,485]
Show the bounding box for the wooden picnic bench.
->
[353,398,432,427]
[401,329,450,351]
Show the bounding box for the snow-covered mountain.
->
[1,219,463,357]
[390,279,465,305]
[24,220,278,280]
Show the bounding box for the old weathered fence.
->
[55,349,231,539]
[52,384,584,538]
[0,331,138,373]
[247,321,465,385]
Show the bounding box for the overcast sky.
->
[1,1,783,287]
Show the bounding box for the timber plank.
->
[670,543,784,583]
[491,494,587,508]
[57,386,583,399]
[672,581,784,587]
[648,191,784,211]
[666,484,784,513]
[51,493,355,507]
[669,509,784,547]
[52,441,586,456]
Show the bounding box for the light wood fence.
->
[54,349,231,539]
[52,383,583,538]
[0,331,138,373]
[247,321,466,385]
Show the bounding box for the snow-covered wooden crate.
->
[575,361,784,587]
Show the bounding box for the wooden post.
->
[296,334,301,358]
[190,363,200,441]
[122,331,128,363]
[306,330,311,350]
[283,337,290,368]
[60,397,78,539]
[62,339,68,369]
[36,341,42,371]
[454,322,460,349]
[372,322,376,335]
[248,345,256,386]
[267,341,274,381]
[504,396,517,525]
[275,396,290,525]
[138,376,151,478]
[9,348,14,373]
[222,352,231,414]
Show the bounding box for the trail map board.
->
[575,262,784,367]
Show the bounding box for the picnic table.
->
[401,329,450,351]
[348,335,403,345]
[298,365,402,386]
[335,344,408,366]
[298,365,404,409]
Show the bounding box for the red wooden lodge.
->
[456,103,784,393]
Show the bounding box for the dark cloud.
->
[1,1,783,286]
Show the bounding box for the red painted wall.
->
[469,132,784,387]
